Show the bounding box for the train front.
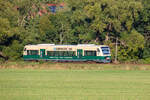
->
[100,46,111,63]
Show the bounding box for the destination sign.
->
[54,48,72,51]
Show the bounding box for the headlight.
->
[106,57,110,60]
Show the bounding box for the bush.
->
[138,58,150,64]
[2,40,23,60]
[0,58,5,64]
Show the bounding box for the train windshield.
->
[101,47,110,55]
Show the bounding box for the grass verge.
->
[0,61,150,70]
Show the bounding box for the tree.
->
[135,0,150,61]
[0,0,149,63]
[119,30,145,62]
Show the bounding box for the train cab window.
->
[101,47,110,55]
[27,50,39,55]
[84,51,96,56]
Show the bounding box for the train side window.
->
[47,51,75,57]
[27,50,39,55]
[24,48,26,51]
[84,51,97,56]
[47,51,53,56]
[27,50,30,55]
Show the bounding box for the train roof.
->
[25,44,109,47]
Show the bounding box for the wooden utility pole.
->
[114,37,118,63]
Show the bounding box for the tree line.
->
[0,0,150,63]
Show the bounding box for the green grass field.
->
[0,69,150,100]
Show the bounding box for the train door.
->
[40,49,45,58]
[77,49,83,58]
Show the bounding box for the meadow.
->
[0,65,150,100]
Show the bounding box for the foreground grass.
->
[0,69,150,100]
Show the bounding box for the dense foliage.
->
[0,0,150,63]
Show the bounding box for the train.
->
[23,44,111,63]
